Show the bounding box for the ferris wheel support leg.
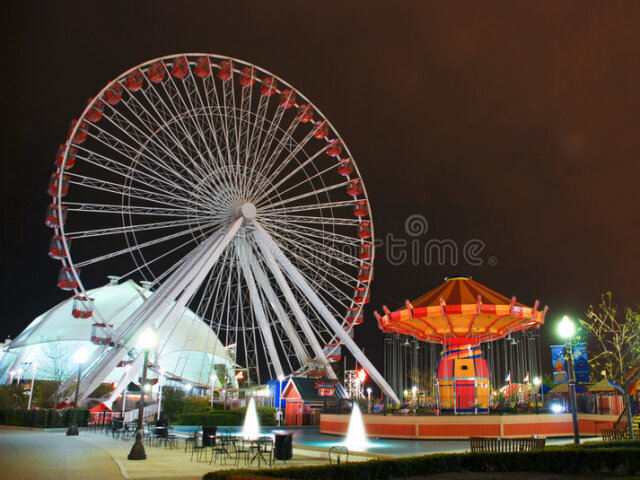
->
[237,240,285,379]
[245,244,312,366]
[253,222,401,404]
[67,220,242,404]
[252,227,336,379]
[104,354,146,408]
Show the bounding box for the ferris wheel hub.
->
[240,202,257,220]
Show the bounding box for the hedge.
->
[178,406,277,427]
[0,408,90,428]
[203,443,640,479]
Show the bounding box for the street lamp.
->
[156,369,165,421]
[67,347,89,436]
[558,315,579,444]
[27,362,38,410]
[9,370,15,385]
[366,387,372,413]
[277,375,285,426]
[128,328,156,460]
[16,368,23,385]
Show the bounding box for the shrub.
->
[202,445,640,479]
[0,407,90,428]
[177,412,242,426]
[182,396,213,414]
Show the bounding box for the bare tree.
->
[41,340,74,383]
[580,291,640,438]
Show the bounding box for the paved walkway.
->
[0,428,332,480]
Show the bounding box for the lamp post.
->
[67,348,89,436]
[412,385,418,415]
[27,362,38,410]
[277,375,285,426]
[157,369,165,421]
[558,315,580,444]
[128,328,156,460]
[367,387,372,413]
[16,368,23,385]
[210,374,215,412]
[9,370,15,385]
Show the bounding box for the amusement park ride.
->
[37,53,401,405]
[375,276,548,413]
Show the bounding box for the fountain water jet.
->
[242,396,260,440]
[344,402,368,451]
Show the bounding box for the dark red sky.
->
[1,1,639,370]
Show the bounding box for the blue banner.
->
[551,345,567,384]
[572,343,589,383]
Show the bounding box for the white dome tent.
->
[0,278,235,407]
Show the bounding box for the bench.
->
[469,436,546,453]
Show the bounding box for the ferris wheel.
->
[46,53,400,403]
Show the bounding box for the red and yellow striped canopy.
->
[375,276,547,345]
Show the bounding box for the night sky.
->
[2,1,639,373]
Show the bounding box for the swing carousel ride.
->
[375,275,548,413]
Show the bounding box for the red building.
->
[281,377,348,426]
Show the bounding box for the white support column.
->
[245,241,311,366]
[252,227,336,379]
[236,239,284,378]
[253,222,401,404]
[67,218,242,403]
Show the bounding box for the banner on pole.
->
[551,345,567,384]
[572,343,589,383]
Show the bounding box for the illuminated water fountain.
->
[344,402,369,451]
[242,396,259,440]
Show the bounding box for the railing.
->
[469,436,546,452]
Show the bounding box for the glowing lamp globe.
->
[558,316,575,340]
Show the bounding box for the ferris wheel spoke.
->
[136,78,221,189]
[263,222,362,270]
[265,216,360,246]
[103,99,208,189]
[261,200,355,216]
[259,226,356,304]
[67,174,196,211]
[91,108,210,196]
[65,216,207,241]
[253,142,330,205]
[254,110,304,185]
[163,69,227,188]
[264,213,360,228]
[73,220,218,268]
[65,202,195,218]
[260,179,348,212]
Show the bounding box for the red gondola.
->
[85,99,105,123]
[358,265,372,283]
[297,104,313,123]
[194,56,211,78]
[346,178,362,196]
[326,140,342,157]
[353,287,370,305]
[55,144,77,170]
[217,60,232,81]
[323,343,341,362]
[47,173,70,198]
[103,82,123,105]
[279,89,296,108]
[346,310,364,325]
[313,121,328,139]
[125,70,144,91]
[69,119,89,145]
[91,322,113,345]
[72,295,94,319]
[239,66,256,86]
[148,61,166,83]
[358,221,372,239]
[57,266,79,291]
[337,159,353,176]
[171,57,189,78]
[359,243,372,261]
[45,203,67,228]
[353,200,368,218]
[48,235,69,259]
[260,77,277,96]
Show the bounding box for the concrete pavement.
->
[0,427,338,480]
